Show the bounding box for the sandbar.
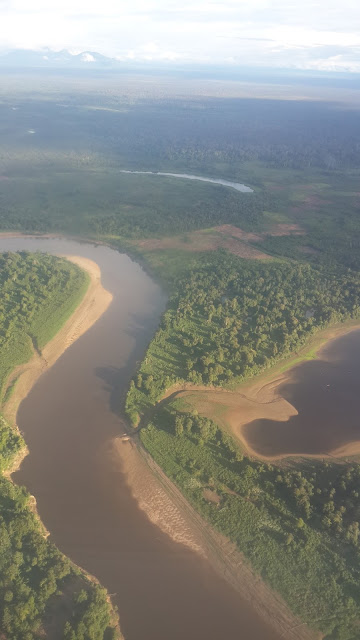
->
[3,255,113,425]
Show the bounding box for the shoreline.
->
[3,255,113,425]
[2,253,113,533]
[114,436,319,640]
[0,248,121,634]
[230,318,360,460]
[166,318,360,462]
[0,231,348,638]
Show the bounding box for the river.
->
[243,328,360,458]
[0,237,279,640]
[119,170,254,192]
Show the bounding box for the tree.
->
[175,416,184,437]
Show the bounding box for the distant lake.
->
[120,170,254,193]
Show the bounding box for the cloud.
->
[0,0,359,72]
[80,53,95,62]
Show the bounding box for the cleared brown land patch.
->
[299,246,319,255]
[136,233,214,252]
[215,224,263,242]
[202,488,222,505]
[267,223,305,236]
[135,229,270,260]
[290,196,331,214]
[214,223,305,239]
[134,220,307,260]
[219,237,270,259]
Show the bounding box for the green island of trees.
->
[0,252,119,640]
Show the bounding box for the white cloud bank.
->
[0,0,359,72]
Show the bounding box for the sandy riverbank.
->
[112,436,319,640]
[3,255,113,425]
[112,436,205,554]
[175,321,360,461]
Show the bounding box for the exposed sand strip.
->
[3,255,113,425]
[179,385,298,461]
[113,437,319,640]
[169,321,360,461]
[176,377,360,462]
[112,437,205,554]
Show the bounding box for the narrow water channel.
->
[119,169,254,192]
[1,238,280,640]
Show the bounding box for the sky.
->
[0,0,360,72]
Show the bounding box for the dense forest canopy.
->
[1,90,360,171]
[125,252,360,422]
[0,252,89,400]
[0,73,360,639]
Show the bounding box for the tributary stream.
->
[0,238,279,640]
[119,170,254,192]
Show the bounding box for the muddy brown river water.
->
[0,238,280,640]
[243,329,360,458]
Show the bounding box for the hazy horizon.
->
[0,0,359,73]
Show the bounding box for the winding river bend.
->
[119,170,254,192]
[0,238,279,640]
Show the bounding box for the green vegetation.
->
[0,414,119,640]
[0,251,89,399]
[0,252,119,639]
[141,399,360,639]
[0,89,359,254]
[1,77,360,638]
[0,153,269,238]
[126,251,360,422]
[0,414,24,472]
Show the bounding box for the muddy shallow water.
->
[243,329,360,458]
[0,237,279,640]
